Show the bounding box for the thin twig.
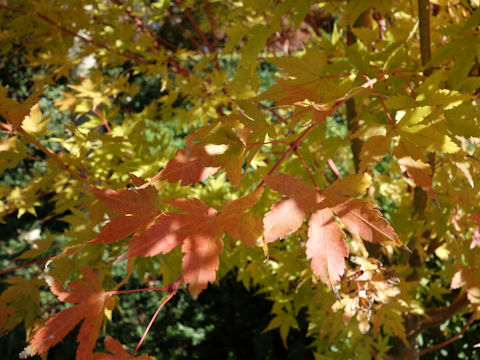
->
[256,121,318,189]
[166,9,204,52]
[419,310,477,356]
[0,256,51,276]
[183,7,212,53]
[327,158,342,180]
[111,0,191,76]
[107,286,170,296]
[246,140,291,146]
[204,0,218,52]
[360,74,396,128]
[18,127,90,187]
[132,275,183,356]
[90,106,111,132]
[294,148,319,191]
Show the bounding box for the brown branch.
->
[166,9,204,52]
[424,292,469,328]
[418,0,432,76]
[204,0,218,52]
[346,97,362,173]
[419,310,477,357]
[184,7,212,53]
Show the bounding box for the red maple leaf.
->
[21,267,114,359]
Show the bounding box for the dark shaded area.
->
[0,270,314,359]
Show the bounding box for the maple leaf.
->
[21,267,114,359]
[160,143,220,186]
[159,121,252,186]
[394,137,438,199]
[358,135,391,171]
[332,199,403,247]
[263,174,317,243]
[470,214,480,249]
[89,175,163,245]
[0,85,43,130]
[263,173,402,288]
[0,298,15,332]
[93,337,154,360]
[307,207,348,288]
[128,189,263,297]
[451,265,480,303]
[399,157,434,196]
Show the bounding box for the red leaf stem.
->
[132,276,183,356]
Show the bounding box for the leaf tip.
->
[19,345,34,359]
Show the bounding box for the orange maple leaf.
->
[263,174,317,243]
[451,265,480,303]
[128,189,264,297]
[263,173,403,288]
[21,267,114,359]
[93,337,154,360]
[394,141,435,198]
[159,143,220,186]
[89,175,163,245]
[332,198,402,247]
[307,207,348,289]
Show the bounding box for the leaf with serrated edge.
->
[451,265,480,303]
[263,174,316,243]
[127,215,189,257]
[182,225,223,298]
[89,178,162,245]
[93,336,154,360]
[264,198,311,243]
[92,216,155,244]
[307,208,348,288]
[325,173,372,198]
[160,144,219,186]
[333,199,402,247]
[22,267,112,360]
[264,173,316,199]
[224,212,263,247]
